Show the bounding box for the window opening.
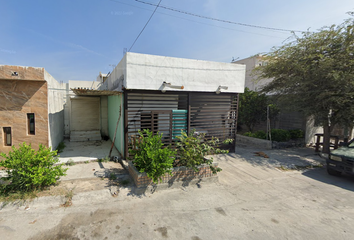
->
[27,113,35,135]
[3,127,12,146]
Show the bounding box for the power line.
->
[110,0,289,39]
[133,0,304,33]
[129,0,162,51]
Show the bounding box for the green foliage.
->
[98,156,110,163]
[109,173,117,181]
[288,129,304,139]
[243,130,267,139]
[270,129,291,142]
[66,159,75,166]
[176,130,230,173]
[239,88,268,132]
[129,129,175,183]
[257,19,354,153]
[239,88,279,132]
[56,142,66,154]
[0,143,67,195]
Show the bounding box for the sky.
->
[0,0,353,82]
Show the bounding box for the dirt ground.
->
[1,147,354,240]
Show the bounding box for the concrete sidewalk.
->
[57,139,120,164]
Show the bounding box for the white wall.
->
[45,70,67,150]
[105,52,245,93]
[233,55,272,91]
[125,52,245,93]
[102,54,127,92]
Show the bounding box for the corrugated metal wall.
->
[124,91,238,157]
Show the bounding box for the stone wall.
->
[0,79,49,154]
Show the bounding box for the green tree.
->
[256,19,354,153]
[238,87,278,132]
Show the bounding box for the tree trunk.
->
[322,122,331,154]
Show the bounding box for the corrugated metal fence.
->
[124,91,238,157]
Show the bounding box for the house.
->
[90,52,246,158]
[233,54,273,91]
[0,65,66,154]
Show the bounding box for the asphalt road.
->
[1,148,354,240]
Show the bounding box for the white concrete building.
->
[99,52,246,157]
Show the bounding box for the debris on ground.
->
[254,151,269,158]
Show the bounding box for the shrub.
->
[271,129,291,142]
[254,130,267,139]
[176,130,230,173]
[0,143,67,195]
[243,130,267,140]
[129,129,175,183]
[288,129,304,139]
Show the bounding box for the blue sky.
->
[0,0,352,82]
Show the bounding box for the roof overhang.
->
[71,88,122,96]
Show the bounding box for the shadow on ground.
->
[302,167,354,192]
[214,147,325,169]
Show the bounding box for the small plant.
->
[175,130,230,173]
[84,161,89,164]
[0,143,67,196]
[109,173,117,181]
[98,156,110,163]
[66,159,75,166]
[56,142,66,154]
[129,129,175,183]
[61,188,74,207]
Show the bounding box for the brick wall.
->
[0,80,49,154]
[128,161,218,188]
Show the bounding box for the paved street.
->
[1,147,354,240]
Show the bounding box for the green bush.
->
[243,131,254,137]
[271,129,291,142]
[176,130,230,173]
[0,143,67,195]
[288,129,304,139]
[243,130,266,140]
[129,129,175,183]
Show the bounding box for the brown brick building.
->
[0,65,66,154]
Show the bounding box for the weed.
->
[98,156,110,163]
[0,190,38,205]
[66,159,75,166]
[109,173,117,181]
[56,142,66,154]
[61,188,75,207]
[84,161,89,164]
